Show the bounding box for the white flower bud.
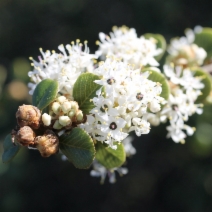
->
[53,120,63,129]
[61,101,72,113]
[59,116,71,126]
[57,96,66,104]
[76,110,83,121]
[42,113,52,126]
[52,102,61,115]
[68,109,76,118]
[71,101,79,111]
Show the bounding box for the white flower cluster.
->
[167,26,207,67]
[80,57,165,149]
[96,26,162,68]
[28,41,96,96]
[146,65,204,143]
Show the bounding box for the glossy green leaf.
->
[143,33,166,61]
[2,134,21,163]
[59,128,95,169]
[142,68,170,100]
[95,142,126,169]
[32,79,58,110]
[73,73,102,114]
[193,69,212,102]
[194,28,212,60]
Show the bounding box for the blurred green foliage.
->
[0,0,212,211]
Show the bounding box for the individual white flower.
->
[90,160,128,184]
[122,136,136,157]
[96,26,162,68]
[28,41,97,96]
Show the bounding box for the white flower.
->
[96,26,162,68]
[90,160,128,184]
[28,41,97,96]
[82,58,164,147]
[167,27,207,67]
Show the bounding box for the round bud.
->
[68,109,76,118]
[52,102,61,115]
[42,113,52,126]
[16,105,41,129]
[35,130,59,157]
[53,120,63,130]
[61,101,72,113]
[76,110,83,122]
[71,101,79,111]
[15,126,36,146]
[57,96,66,104]
[59,116,71,126]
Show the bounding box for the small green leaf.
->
[193,69,212,102]
[143,33,166,61]
[95,142,126,169]
[73,73,102,114]
[59,128,95,169]
[32,79,58,110]
[2,134,21,163]
[194,28,212,60]
[142,68,170,100]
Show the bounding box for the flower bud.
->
[14,126,36,146]
[53,120,63,130]
[61,101,72,113]
[42,113,52,126]
[57,96,66,104]
[76,110,83,122]
[35,130,59,157]
[71,101,79,111]
[59,116,71,126]
[16,105,41,129]
[68,109,76,118]
[52,102,61,115]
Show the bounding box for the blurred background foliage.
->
[1,0,212,211]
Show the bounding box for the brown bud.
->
[16,105,41,129]
[14,126,36,146]
[34,130,59,157]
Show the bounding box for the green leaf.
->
[2,134,21,163]
[95,142,126,169]
[32,79,58,110]
[194,28,212,60]
[59,128,95,169]
[142,68,170,100]
[143,33,166,61]
[73,73,102,114]
[193,69,212,102]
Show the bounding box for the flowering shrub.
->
[2,26,212,183]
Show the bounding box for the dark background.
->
[1,0,212,211]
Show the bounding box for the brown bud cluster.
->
[12,104,59,157]
[34,130,59,157]
[16,105,41,129]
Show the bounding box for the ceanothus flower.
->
[96,26,162,68]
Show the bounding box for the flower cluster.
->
[80,57,165,149]
[28,41,96,96]
[167,26,207,67]
[146,65,204,143]
[5,25,212,184]
[96,26,162,68]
